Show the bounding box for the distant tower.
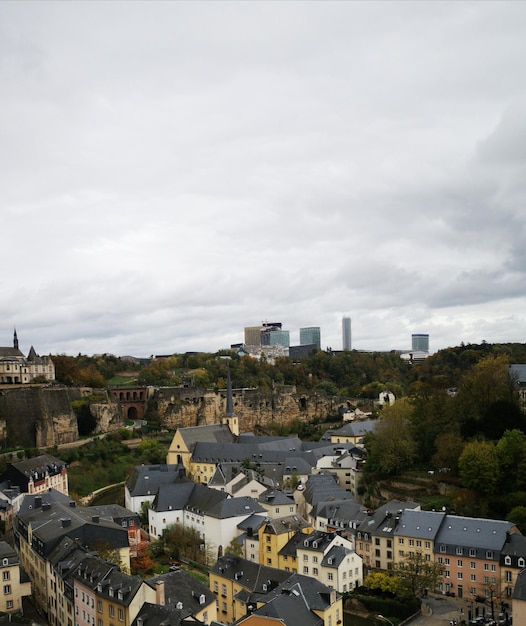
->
[342,317,352,351]
[300,327,321,350]
[222,365,239,436]
[13,328,19,350]
[412,333,429,352]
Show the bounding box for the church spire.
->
[13,328,19,350]
[222,364,239,436]
[225,365,234,417]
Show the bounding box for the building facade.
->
[411,333,429,352]
[299,327,321,350]
[342,317,351,351]
[0,331,55,384]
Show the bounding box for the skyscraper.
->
[300,327,321,350]
[342,317,352,351]
[412,333,429,352]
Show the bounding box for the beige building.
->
[0,331,55,384]
[0,541,31,616]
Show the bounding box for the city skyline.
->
[2,2,526,357]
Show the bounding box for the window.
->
[118,608,124,621]
[470,561,476,569]
[398,538,404,545]
[469,549,476,557]
[98,601,102,613]
[222,584,227,596]
[313,556,318,563]
[313,567,318,575]
[457,559,463,567]
[222,602,227,613]
[214,581,218,593]
[425,541,431,549]
[416,540,422,547]
[109,605,115,617]
[303,566,309,574]
[445,571,450,578]
[519,558,525,567]
[3,585,11,595]
[457,572,463,580]
[456,547,463,555]
[486,551,493,559]
[328,573,333,581]
[470,574,476,582]
[505,556,512,565]
[506,571,512,582]
[6,600,13,610]
[409,539,414,546]
[2,572,9,581]
[303,555,308,561]
[375,538,380,545]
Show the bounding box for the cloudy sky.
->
[2,1,526,357]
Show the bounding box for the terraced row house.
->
[351,499,524,604]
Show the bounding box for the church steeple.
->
[13,328,19,350]
[222,364,239,437]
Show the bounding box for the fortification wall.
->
[0,387,122,448]
[148,386,338,431]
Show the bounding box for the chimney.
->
[69,501,77,508]
[61,518,72,528]
[155,580,165,606]
[34,496,42,508]
[92,516,100,524]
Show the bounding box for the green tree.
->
[393,552,444,597]
[458,441,500,496]
[364,571,411,599]
[506,506,526,533]
[364,400,416,476]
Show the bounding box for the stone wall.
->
[148,386,340,431]
[0,387,122,449]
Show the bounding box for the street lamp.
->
[377,615,395,626]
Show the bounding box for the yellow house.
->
[0,541,31,616]
[166,423,235,474]
[259,515,312,570]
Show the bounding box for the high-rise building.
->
[300,327,321,350]
[260,327,290,348]
[244,326,264,346]
[342,317,352,351]
[411,333,429,352]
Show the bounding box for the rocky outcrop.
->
[0,387,122,449]
[148,386,340,431]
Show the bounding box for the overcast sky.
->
[2,1,526,357]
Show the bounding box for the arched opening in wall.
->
[127,406,138,420]
[299,397,307,410]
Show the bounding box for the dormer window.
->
[177,601,183,610]
[2,559,7,566]
[200,594,206,605]
[304,540,309,547]
[118,589,123,600]
[109,587,114,597]
[505,556,512,565]
[519,558,525,567]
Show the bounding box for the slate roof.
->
[126,464,189,498]
[205,496,265,520]
[146,568,215,610]
[258,489,295,507]
[314,498,368,529]
[178,424,236,450]
[326,420,378,439]
[320,544,351,568]
[434,515,514,557]
[303,473,352,507]
[211,555,291,594]
[513,568,526,601]
[237,514,266,534]
[262,573,340,611]
[245,590,323,626]
[356,500,420,538]
[0,541,18,564]
[16,491,130,557]
[262,515,311,536]
[396,509,446,541]
[131,603,199,626]
[151,483,197,513]
[279,531,310,558]
[509,364,526,386]
[501,532,526,565]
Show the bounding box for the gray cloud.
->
[2,1,526,356]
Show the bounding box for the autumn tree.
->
[131,542,154,576]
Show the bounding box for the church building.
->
[0,330,55,384]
